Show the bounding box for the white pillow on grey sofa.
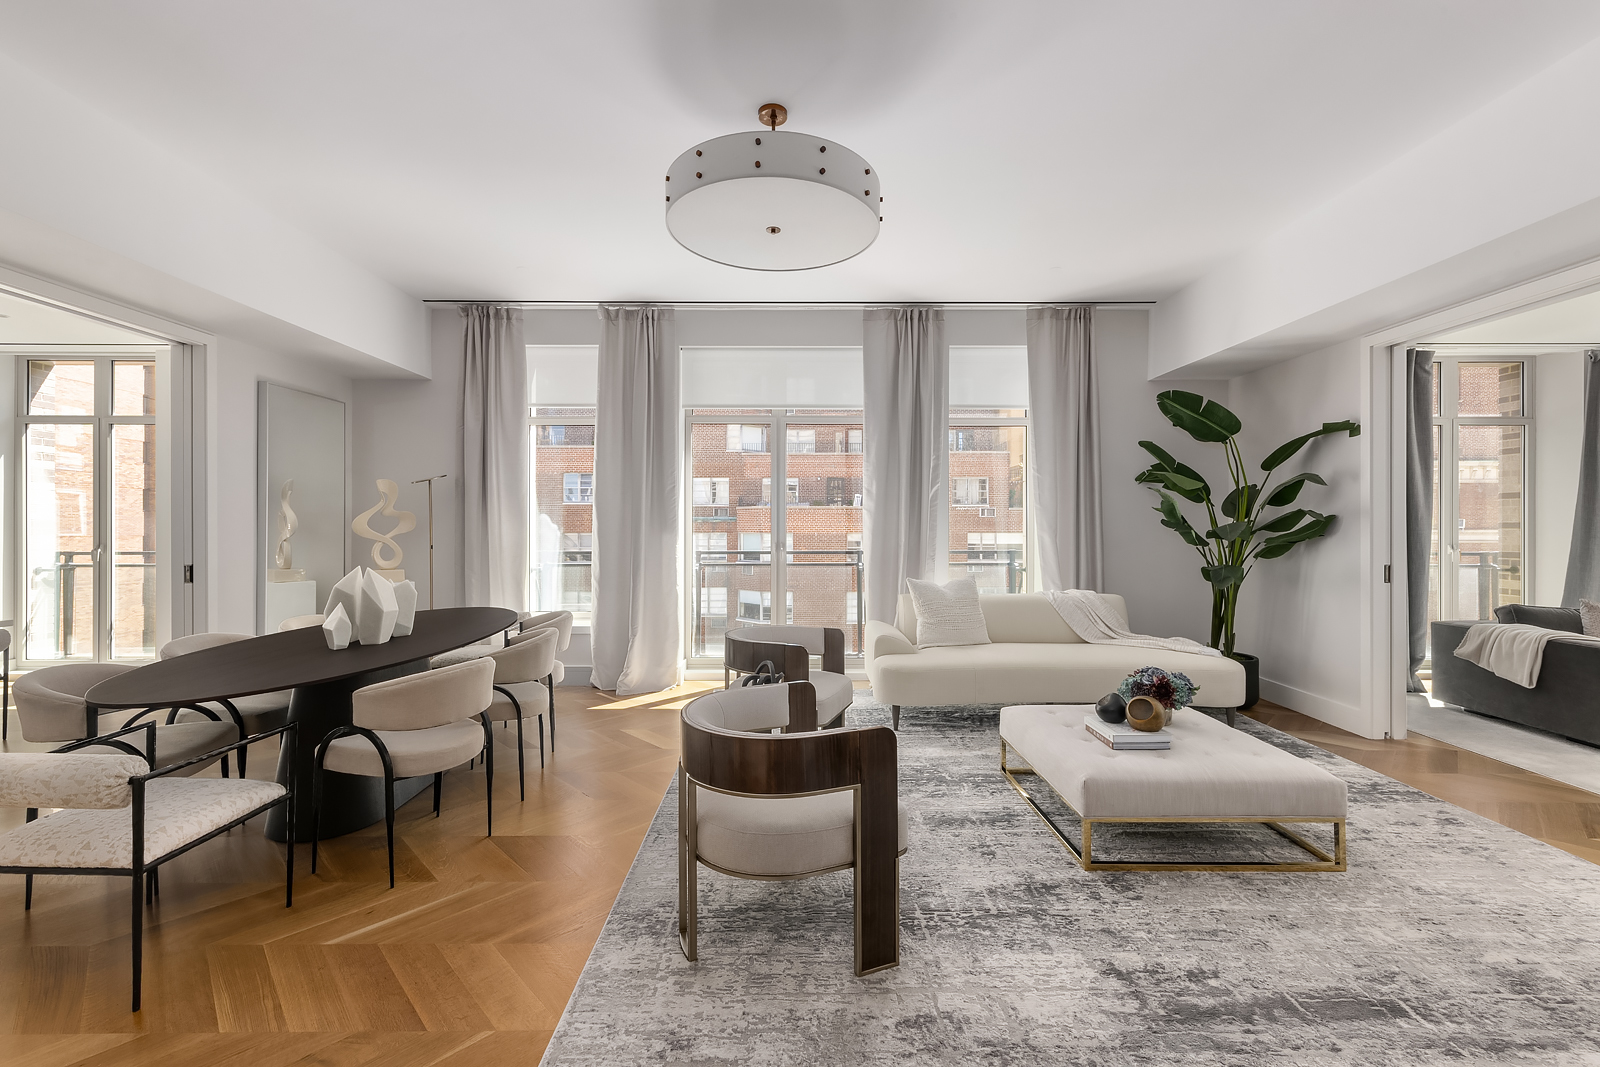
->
[906,577,991,649]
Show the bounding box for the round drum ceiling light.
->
[666,103,881,271]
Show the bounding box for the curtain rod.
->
[423,300,1154,309]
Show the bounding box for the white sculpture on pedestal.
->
[352,479,417,581]
[391,579,419,637]
[355,569,400,645]
[269,479,306,582]
[322,603,352,650]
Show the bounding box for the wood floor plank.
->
[208,945,288,1032]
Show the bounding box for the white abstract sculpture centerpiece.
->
[322,565,416,647]
[269,479,306,582]
[322,603,352,650]
[352,479,417,581]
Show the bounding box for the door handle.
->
[92,546,104,564]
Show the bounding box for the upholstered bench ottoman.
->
[998,704,1347,871]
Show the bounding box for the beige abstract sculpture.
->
[352,479,417,580]
[269,479,306,582]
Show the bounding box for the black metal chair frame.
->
[311,711,494,889]
[0,720,298,1011]
[492,683,544,801]
[678,681,901,976]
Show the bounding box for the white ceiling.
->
[0,290,163,345]
[2,1,1599,304]
[1433,288,1600,345]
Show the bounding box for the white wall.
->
[1096,309,1235,643]
[1227,339,1365,728]
[207,336,353,635]
[1534,350,1586,605]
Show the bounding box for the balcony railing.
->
[29,549,155,659]
[691,548,864,661]
[953,549,1025,594]
[530,555,593,617]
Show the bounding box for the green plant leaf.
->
[1207,520,1253,542]
[1156,390,1242,443]
[1220,483,1258,521]
[1257,513,1335,554]
[1255,508,1308,534]
[1201,563,1246,589]
[1264,471,1327,507]
[1260,421,1360,472]
[1254,542,1297,559]
[1137,468,1207,496]
[1155,490,1207,547]
[1136,441,1212,502]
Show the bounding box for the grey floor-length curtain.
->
[1026,305,1102,591]
[863,306,948,624]
[1405,349,1434,692]
[461,304,528,612]
[1562,349,1600,607]
[591,305,682,696]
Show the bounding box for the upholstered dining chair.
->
[13,663,238,776]
[0,720,296,1010]
[678,681,905,976]
[311,657,495,888]
[723,626,853,728]
[510,610,571,748]
[484,627,555,798]
[278,614,324,631]
[159,632,292,778]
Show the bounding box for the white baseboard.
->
[559,665,592,688]
[1259,677,1373,737]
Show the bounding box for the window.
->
[737,590,793,623]
[761,477,800,505]
[692,477,729,506]
[693,532,728,561]
[562,472,594,504]
[700,587,727,617]
[787,428,816,453]
[727,424,769,453]
[952,477,990,506]
[22,357,158,662]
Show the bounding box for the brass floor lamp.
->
[409,475,447,609]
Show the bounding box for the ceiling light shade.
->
[666,105,880,271]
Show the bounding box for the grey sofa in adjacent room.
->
[1431,604,1600,746]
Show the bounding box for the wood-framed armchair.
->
[678,680,905,976]
[722,625,853,728]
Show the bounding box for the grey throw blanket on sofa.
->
[1043,589,1221,657]
[1453,622,1600,688]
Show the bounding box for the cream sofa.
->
[865,592,1247,729]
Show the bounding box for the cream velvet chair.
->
[159,632,292,778]
[723,625,853,728]
[13,663,237,777]
[518,610,572,748]
[311,658,495,888]
[0,720,295,1010]
[484,628,555,799]
[678,681,905,976]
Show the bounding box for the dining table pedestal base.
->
[264,660,434,842]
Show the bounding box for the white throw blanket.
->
[1453,622,1600,688]
[1042,589,1222,657]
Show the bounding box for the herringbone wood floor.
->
[4,689,1600,1067]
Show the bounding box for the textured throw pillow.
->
[906,576,992,649]
[1582,599,1600,638]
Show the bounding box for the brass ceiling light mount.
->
[664,102,881,271]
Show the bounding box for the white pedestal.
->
[265,579,318,634]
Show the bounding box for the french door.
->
[1429,355,1530,628]
[20,357,158,663]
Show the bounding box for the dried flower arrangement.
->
[1116,666,1199,712]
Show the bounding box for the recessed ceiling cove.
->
[665,103,880,271]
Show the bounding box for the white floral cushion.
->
[0,753,147,810]
[0,777,286,869]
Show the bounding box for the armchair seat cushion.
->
[811,671,853,725]
[0,777,287,869]
[486,681,550,722]
[177,691,291,735]
[429,641,501,669]
[551,660,565,685]
[322,719,485,778]
[694,787,908,878]
[83,720,239,777]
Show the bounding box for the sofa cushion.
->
[907,577,991,649]
[1582,599,1600,638]
[871,641,1246,709]
[895,591,1131,645]
[1493,604,1582,633]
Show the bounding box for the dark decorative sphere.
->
[1095,693,1127,723]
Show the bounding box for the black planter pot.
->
[1229,652,1260,710]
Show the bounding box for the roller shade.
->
[682,347,864,407]
[950,346,1028,407]
[528,345,598,406]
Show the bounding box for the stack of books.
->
[1084,714,1172,750]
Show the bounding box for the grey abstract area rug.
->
[540,695,1600,1066]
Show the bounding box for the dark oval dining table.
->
[84,606,518,841]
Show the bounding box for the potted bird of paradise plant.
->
[1134,390,1359,708]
